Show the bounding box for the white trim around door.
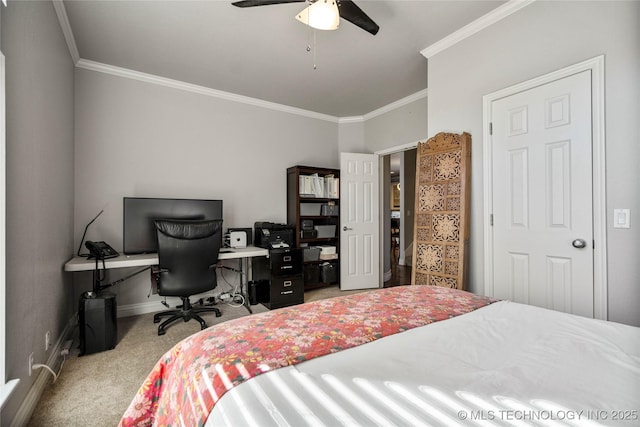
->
[482,55,607,320]
[375,140,421,285]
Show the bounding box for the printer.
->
[254,222,295,249]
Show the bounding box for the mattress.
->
[119,286,640,426]
[207,301,640,426]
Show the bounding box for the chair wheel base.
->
[154,298,223,335]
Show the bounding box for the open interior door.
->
[340,153,380,290]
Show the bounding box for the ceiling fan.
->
[231,0,380,35]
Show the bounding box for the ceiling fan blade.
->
[337,0,379,35]
[232,0,380,35]
[232,0,305,7]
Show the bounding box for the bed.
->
[119,285,640,426]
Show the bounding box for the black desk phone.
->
[85,241,119,260]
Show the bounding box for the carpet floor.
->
[27,285,368,426]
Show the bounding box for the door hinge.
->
[489,122,493,135]
[490,214,494,226]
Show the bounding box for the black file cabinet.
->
[253,248,304,309]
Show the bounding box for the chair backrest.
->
[154,219,223,297]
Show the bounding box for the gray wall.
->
[427,1,640,326]
[365,97,428,153]
[11,3,636,425]
[339,97,428,157]
[338,120,365,153]
[1,1,75,424]
[73,66,430,310]
[73,68,340,308]
[0,9,429,423]
[360,97,427,282]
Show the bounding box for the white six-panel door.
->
[340,153,380,290]
[489,70,594,317]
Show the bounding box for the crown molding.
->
[78,59,430,124]
[53,0,531,121]
[53,0,425,122]
[338,116,365,124]
[52,0,80,64]
[76,59,341,123]
[420,0,535,59]
[338,89,428,124]
[364,88,428,121]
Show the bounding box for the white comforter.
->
[207,301,640,426]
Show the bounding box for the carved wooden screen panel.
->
[411,132,471,289]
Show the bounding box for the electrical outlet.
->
[45,331,51,351]
[61,340,73,356]
[28,352,34,376]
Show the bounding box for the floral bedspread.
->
[119,285,495,427]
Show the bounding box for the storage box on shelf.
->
[287,165,340,290]
[303,246,321,262]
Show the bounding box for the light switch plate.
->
[613,209,630,228]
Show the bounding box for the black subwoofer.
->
[78,291,117,355]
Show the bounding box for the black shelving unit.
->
[287,165,340,290]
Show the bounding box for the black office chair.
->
[153,219,223,336]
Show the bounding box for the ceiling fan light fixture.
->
[295,0,340,31]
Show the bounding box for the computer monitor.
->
[123,197,223,255]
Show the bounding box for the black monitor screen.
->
[123,197,223,254]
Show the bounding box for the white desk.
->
[63,246,268,272]
[64,246,269,312]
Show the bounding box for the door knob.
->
[572,239,587,249]
[343,226,352,231]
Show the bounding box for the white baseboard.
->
[10,297,181,425]
[117,300,164,318]
[10,316,75,427]
[116,291,219,318]
[10,296,218,424]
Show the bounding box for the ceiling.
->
[62,0,505,118]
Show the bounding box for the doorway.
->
[383,149,416,287]
[483,56,607,319]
